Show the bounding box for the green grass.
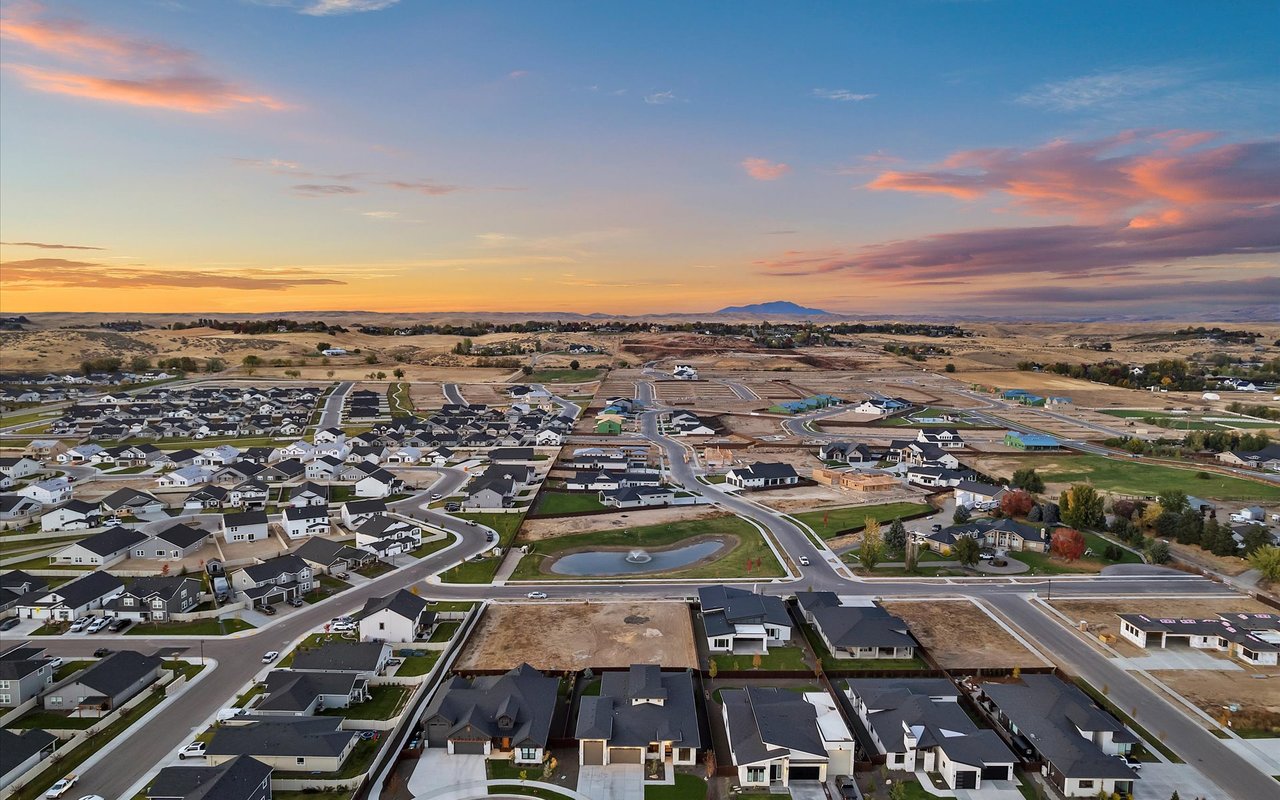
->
[396,652,441,677]
[0,409,57,427]
[427,600,476,612]
[999,454,1280,502]
[430,621,461,642]
[5,554,97,571]
[509,515,784,581]
[710,646,811,672]
[232,683,265,708]
[5,710,98,730]
[126,617,255,635]
[644,773,708,800]
[701,474,727,484]
[412,534,456,558]
[1006,532,1139,575]
[388,382,413,416]
[320,685,410,720]
[304,574,352,602]
[800,624,927,673]
[439,555,504,584]
[793,501,933,540]
[456,512,525,546]
[0,533,85,555]
[105,464,153,474]
[487,785,575,799]
[163,660,206,681]
[355,559,396,578]
[524,368,602,383]
[532,490,607,515]
[488,760,541,781]
[276,736,380,780]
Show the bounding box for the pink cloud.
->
[741,157,791,181]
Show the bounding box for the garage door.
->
[582,741,605,766]
[982,765,1011,781]
[954,771,977,790]
[452,740,487,755]
[789,766,822,781]
[610,747,644,764]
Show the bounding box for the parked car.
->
[69,617,90,633]
[44,775,77,797]
[46,656,63,670]
[430,493,442,500]
[333,572,350,580]
[86,617,110,634]
[444,503,461,512]
[526,591,548,599]
[1117,754,1142,770]
[331,620,355,633]
[92,647,111,658]
[261,651,280,664]
[0,617,20,631]
[260,605,277,616]
[288,597,304,608]
[102,516,123,526]
[930,523,942,532]
[178,741,206,760]
[836,777,859,799]
[107,618,132,633]
[797,556,810,566]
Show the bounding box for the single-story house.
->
[699,586,792,654]
[146,754,272,800]
[794,593,918,660]
[43,650,163,717]
[51,525,149,567]
[422,663,560,764]
[576,664,703,767]
[204,717,358,773]
[12,570,125,620]
[725,463,800,490]
[722,687,855,788]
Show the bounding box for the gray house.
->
[0,570,46,613]
[51,525,149,567]
[205,717,358,773]
[105,576,201,622]
[290,641,390,678]
[147,754,272,800]
[252,670,370,717]
[14,570,124,621]
[576,664,703,767]
[43,650,162,717]
[423,663,559,764]
[795,593,918,660]
[0,729,57,790]
[0,645,55,707]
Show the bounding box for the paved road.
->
[318,380,353,429]
[989,593,1277,800]
[715,378,759,401]
[530,383,581,420]
[442,383,467,405]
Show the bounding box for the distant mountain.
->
[714,300,831,316]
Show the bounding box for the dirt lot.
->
[1150,668,1280,733]
[883,599,1048,669]
[1048,598,1278,656]
[456,601,698,671]
[519,505,723,541]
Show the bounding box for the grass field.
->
[994,454,1280,502]
[710,646,811,672]
[320,685,410,720]
[792,501,933,540]
[524,368,602,383]
[532,490,607,516]
[438,512,526,583]
[509,515,784,581]
[1009,531,1142,575]
[395,652,440,677]
[126,617,255,636]
[388,382,413,416]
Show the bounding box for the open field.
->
[1150,669,1280,737]
[882,599,1047,669]
[456,601,697,671]
[792,501,933,539]
[965,453,1280,503]
[519,504,722,541]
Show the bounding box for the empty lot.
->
[882,599,1048,669]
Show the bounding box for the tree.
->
[953,505,972,524]
[521,365,533,375]
[1248,546,1280,584]
[242,355,262,367]
[954,536,981,567]
[1241,525,1272,555]
[1157,490,1189,514]
[707,659,718,679]
[393,368,405,378]
[1051,528,1087,561]
[1140,502,1165,529]
[1174,508,1203,546]
[1153,510,1180,540]
[944,363,956,373]
[884,518,907,553]
[205,357,226,373]
[1060,484,1105,530]
[569,359,581,371]
[1146,539,1172,564]
[859,518,883,572]
[365,353,379,364]
[1000,490,1035,518]
[1010,467,1045,494]
[129,355,152,372]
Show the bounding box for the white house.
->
[355,468,402,498]
[725,463,800,490]
[722,688,855,788]
[221,510,270,542]
[155,465,214,488]
[18,477,72,505]
[698,586,792,654]
[39,499,100,531]
[0,457,42,481]
[356,589,435,643]
[340,499,386,528]
[282,505,331,538]
[13,571,124,621]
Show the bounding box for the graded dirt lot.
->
[456,601,697,671]
[1048,597,1278,656]
[882,599,1048,669]
[518,505,723,541]
[1149,668,1280,734]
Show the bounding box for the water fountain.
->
[625,549,653,564]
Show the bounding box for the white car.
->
[261,651,280,664]
[331,621,355,633]
[178,741,206,759]
[86,618,109,633]
[46,656,63,670]
[45,775,77,797]
[430,493,442,500]
[68,617,90,633]
[797,556,810,566]
[526,591,548,600]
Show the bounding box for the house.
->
[576,664,703,767]
[722,687,855,788]
[356,589,435,643]
[290,641,391,678]
[0,571,47,613]
[155,465,214,488]
[920,518,1049,554]
[305,456,344,481]
[916,429,965,450]
[282,504,331,538]
[99,487,165,517]
[287,481,329,507]
[355,467,403,498]
[1217,443,1280,472]
[595,419,623,435]
[228,479,270,510]
[1003,431,1060,451]
[183,485,228,511]
[221,510,270,543]
[0,493,42,524]
[204,717,358,773]
[51,525,148,567]
[725,462,800,490]
[353,516,422,556]
[698,586,792,654]
[24,439,68,459]
[896,442,961,470]
[0,456,42,480]
[846,678,1015,790]
[905,466,968,488]
[1117,612,1280,666]
[0,729,57,790]
[667,411,715,436]
[292,536,375,575]
[0,645,55,707]
[819,442,875,465]
[146,755,272,800]
[599,486,676,509]
[17,476,72,505]
[12,570,124,620]
[141,524,210,559]
[253,670,370,717]
[978,676,1138,797]
[43,650,162,717]
[794,594,917,660]
[229,554,313,607]
[954,481,1006,511]
[811,468,902,494]
[105,576,201,621]
[340,498,387,528]
[423,663,560,764]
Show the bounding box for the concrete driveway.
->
[1116,649,1242,670]
[1133,763,1222,799]
[789,781,830,800]
[408,749,487,798]
[955,780,1028,800]
[577,764,643,800]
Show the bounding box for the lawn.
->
[355,559,396,578]
[5,710,97,730]
[524,368,602,383]
[126,617,255,635]
[5,554,97,571]
[439,555,504,584]
[508,515,784,581]
[304,574,352,602]
[320,685,410,720]
[430,621,461,642]
[456,512,525,546]
[532,490,607,516]
[274,792,353,800]
[710,646,811,673]
[793,501,933,540]
[395,652,441,677]
[1000,454,1280,502]
[388,382,414,416]
[1008,532,1140,575]
[800,624,927,673]
[0,533,84,555]
[233,683,265,708]
[163,660,206,681]
[276,736,381,780]
[411,534,456,559]
[644,774,708,800]
[427,600,476,612]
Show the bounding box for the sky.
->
[1,0,1277,317]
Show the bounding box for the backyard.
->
[532,490,607,516]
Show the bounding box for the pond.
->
[548,539,727,576]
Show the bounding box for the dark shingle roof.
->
[147,755,273,800]
[357,589,429,622]
[575,666,702,749]
[73,526,149,557]
[206,717,355,758]
[74,650,162,699]
[291,641,386,673]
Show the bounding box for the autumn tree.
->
[1052,528,1087,561]
[1249,546,1280,584]
[1060,484,1105,530]
[1146,539,1171,564]
[1000,490,1035,518]
[858,517,883,571]
[953,536,981,567]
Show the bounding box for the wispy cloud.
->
[361,210,400,219]
[0,258,346,290]
[811,88,876,102]
[643,90,678,105]
[383,180,462,196]
[297,0,401,16]
[741,157,791,181]
[1,241,104,250]
[0,5,286,113]
[292,184,361,196]
[1017,67,1182,111]
[507,70,529,79]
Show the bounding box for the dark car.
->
[288,598,304,608]
[261,605,278,616]
[107,618,132,633]
[93,647,112,658]
[0,617,21,632]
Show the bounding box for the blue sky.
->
[1,0,1277,315]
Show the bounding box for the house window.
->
[519,747,538,761]
[296,757,306,766]
[48,696,63,706]
[746,766,767,783]
[0,681,9,690]
[135,549,145,557]
[712,638,731,649]
[379,622,386,631]
[1079,780,1094,789]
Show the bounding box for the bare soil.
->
[1150,669,1280,733]
[456,601,698,671]
[882,599,1047,669]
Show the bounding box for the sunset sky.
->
[1,0,1277,317]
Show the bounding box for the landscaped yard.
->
[430,621,461,642]
[439,555,504,584]
[508,514,784,581]
[320,685,410,720]
[710,645,811,673]
[644,773,708,800]
[792,501,933,540]
[276,735,380,780]
[532,490,607,516]
[800,624,927,673]
[395,652,440,677]
[126,617,255,636]
[455,512,526,547]
[994,454,1280,502]
[1008,531,1142,575]
[5,710,97,730]
[411,533,456,558]
[304,574,352,602]
[355,559,396,578]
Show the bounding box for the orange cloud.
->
[6,65,287,113]
[0,258,345,290]
[741,157,791,181]
[0,14,188,66]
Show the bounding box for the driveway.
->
[577,764,643,800]
[1134,763,1225,799]
[790,781,830,800]
[955,780,1028,800]
[1115,649,1242,670]
[408,749,487,798]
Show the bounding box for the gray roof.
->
[0,729,56,778]
[20,570,123,609]
[74,650,162,699]
[357,589,430,623]
[223,510,268,527]
[575,665,702,749]
[423,663,559,749]
[241,554,309,583]
[100,487,160,509]
[258,670,363,713]
[117,575,200,602]
[733,462,799,480]
[847,678,1013,767]
[291,641,386,673]
[75,525,149,556]
[147,755,273,800]
[284,504,329,521]
[292,537,371,567]
[342,498,387,515]
[722,687,826,765]
[152,524,209,549]
[698,586,790,637]
[796,595,917,651]
[981,676,1137,780]
[206,717,355,758]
